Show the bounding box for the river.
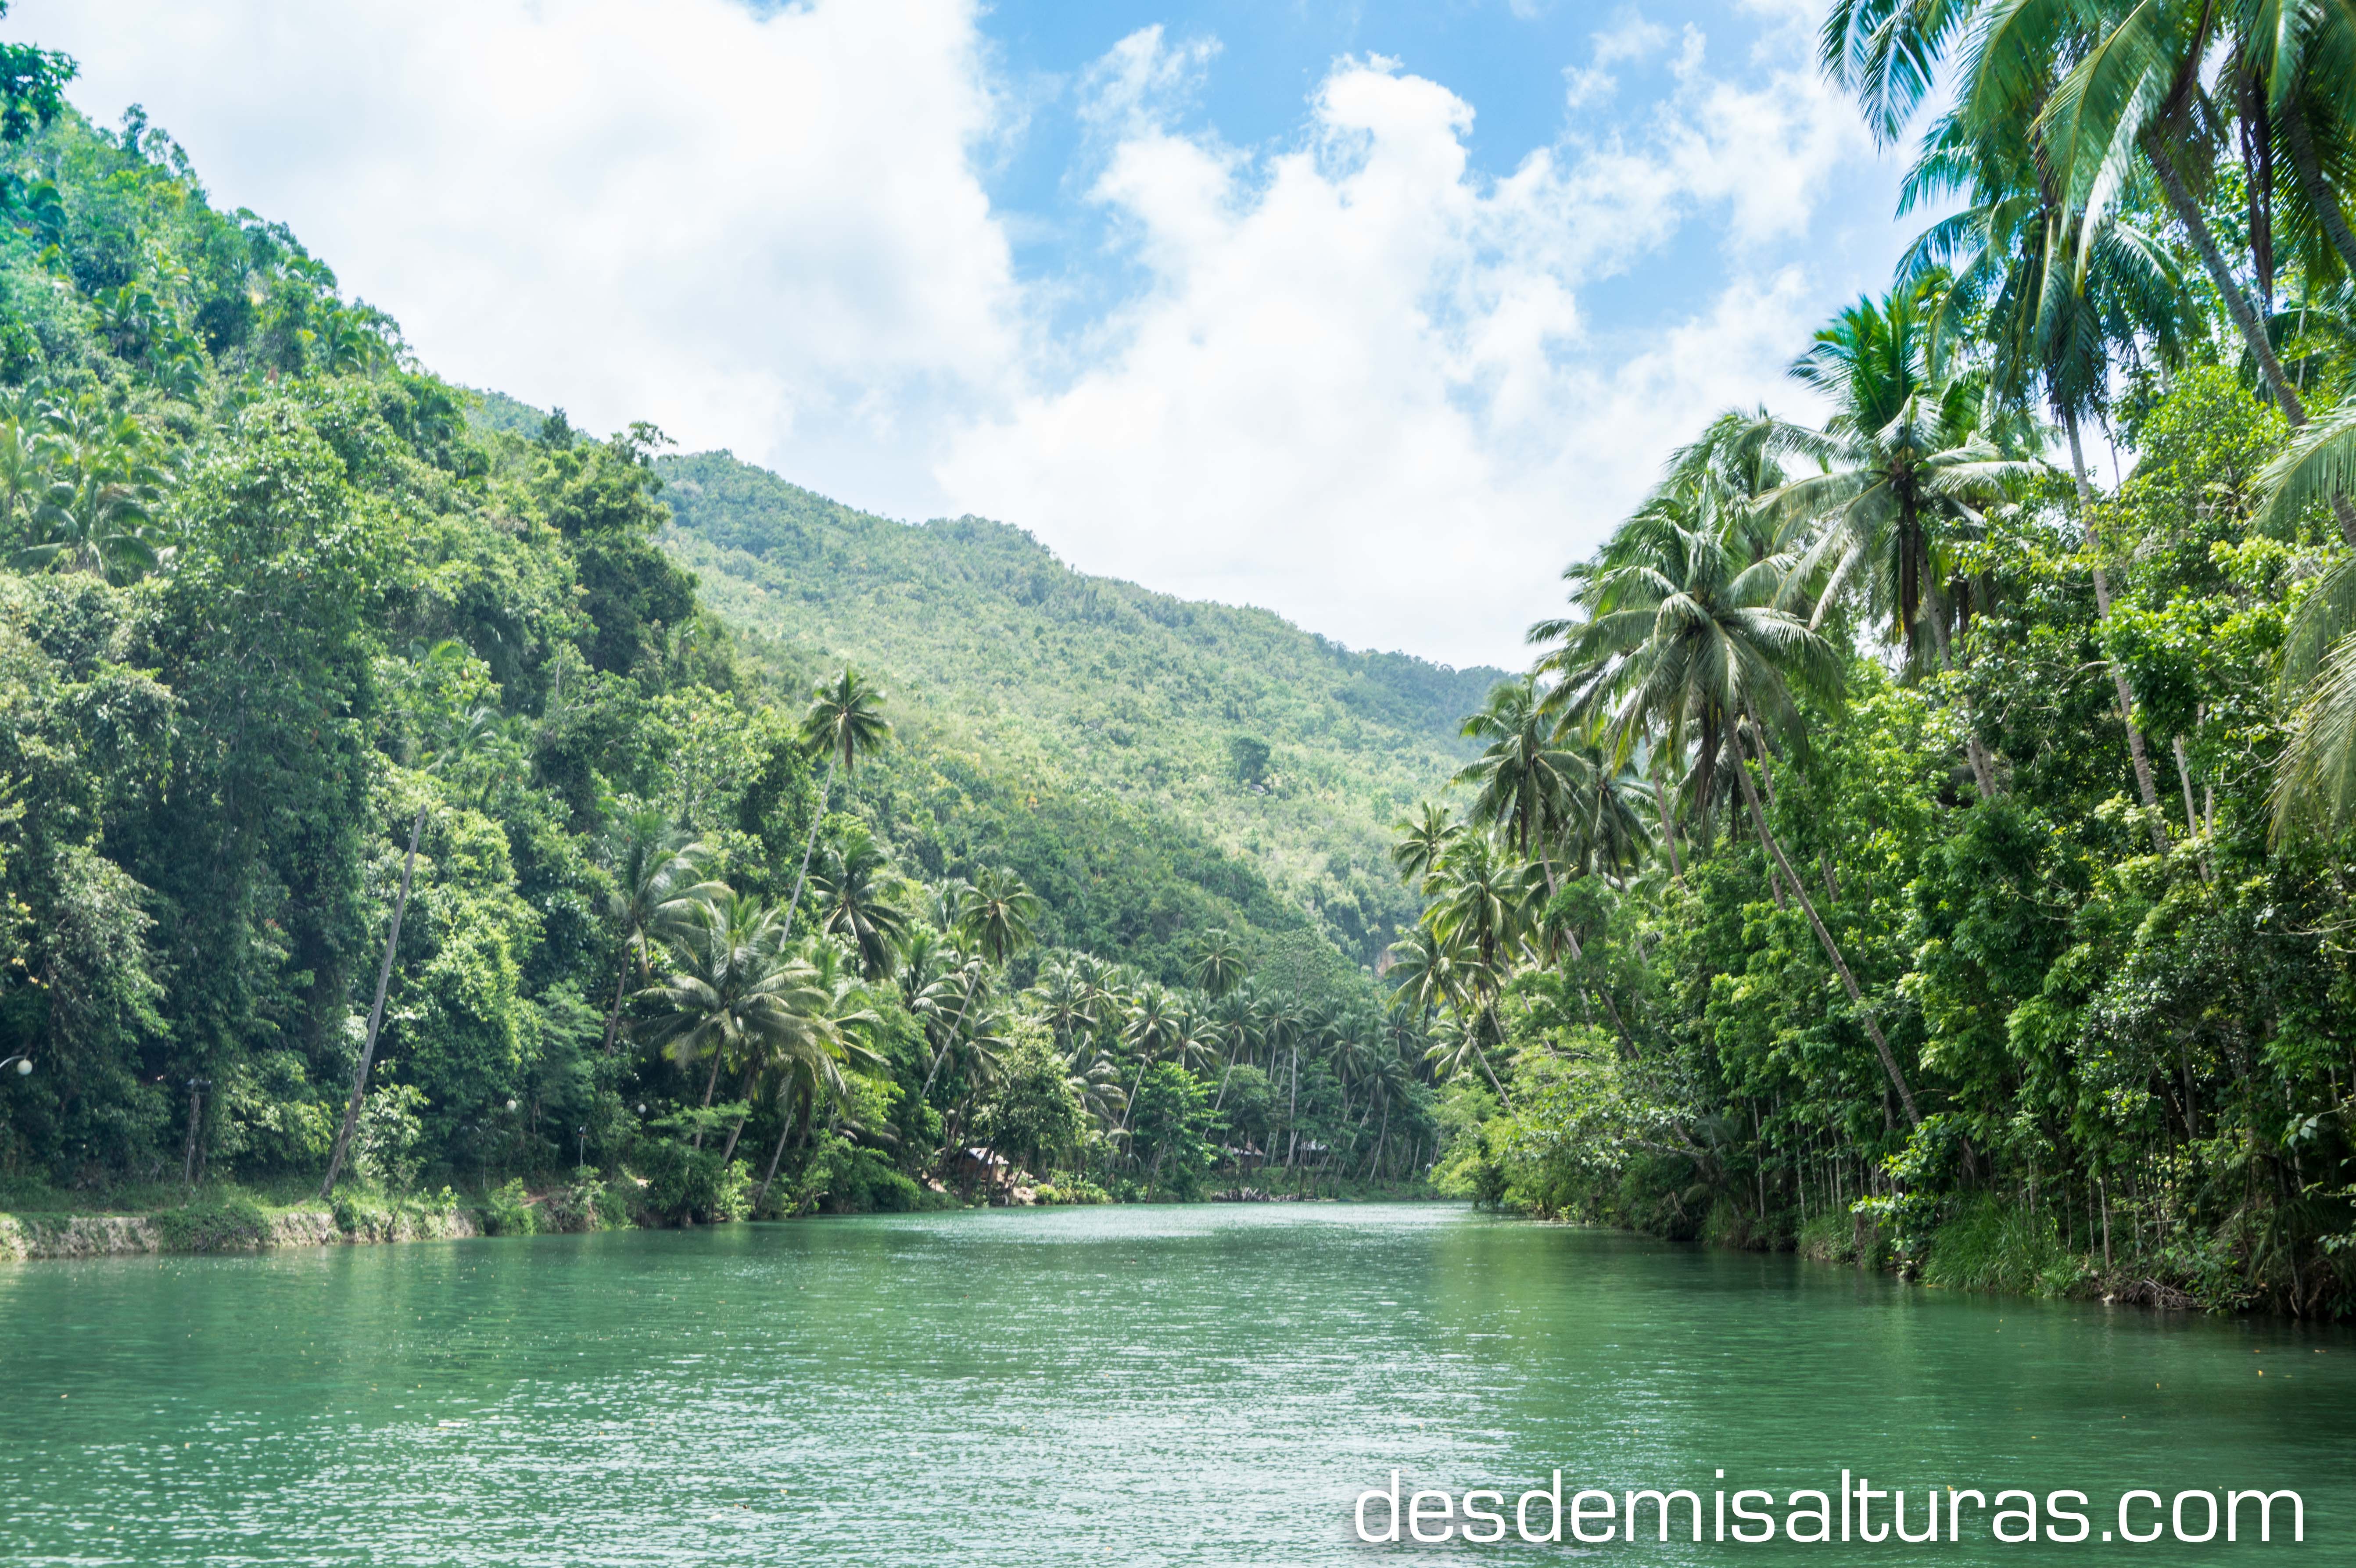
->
[2,1203,2348,1564]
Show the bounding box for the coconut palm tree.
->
[1765,283,2038,666]
[1117,981,1186,1136]
[750,941,888,1206]
[635,891,804,1117]
[1390,801,1462,894]
[1902,104,2188,842]
[597,810,722,1053]
[1868,0,2356,541]
[810,821,913,980]
[10,403,168,580]
[1533,493,1922,1124]
[2262,415,2356,836]
[1454,674,1587,889]
[954,866,1040,966]
[1185,927,1250,1000]
[782,668,891,931]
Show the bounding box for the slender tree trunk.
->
[182,1080,204,1186]
[2145,134,2356,544]
[599,950,631,1055]
[918,1035,950,1101]
[753,1085,799,1210]
[2068,414,2172,852]
[717,1063,758,1165]
[1659,791,1685,882]
[1285,1042,1300,1167]
[320,804,426,1199]
[1469,1027,1514,1109]
[2172,734,2213,884]
[1925,608,1998,799]
[782,751,839,932]
[2281,95,2356,279]
[1733,736,1921,1128]
[1557,921,1635,1056]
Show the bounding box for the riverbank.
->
[1695,1192,2254,1315]
[0,1190,486,1261]
[0,1170,1444,1261]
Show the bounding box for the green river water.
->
[2,1203,2348,1565]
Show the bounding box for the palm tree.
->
[1454,674,1586,890]
[954,867,1040,966]
[598,811,721,1053]
[782,668,891,931]
[750,940,888,1206]
[10,403,168,580]
[1389,801,1462,894]
[1117,982,1185,1136]
[2262,417,2356,835]
[1205,986,1261,1112]
[1533,493,1922,1125]
[1903,102,2188,843]
[1185,927,1250,1000]
[1859,0,2356,542]
[810,821,913,980]
[1760,283,2038,797]
[635,891,801,1118]
[0,404,57,545]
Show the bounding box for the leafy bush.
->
[151,1197,269,1252]
[540,1168,631,1232]
[632,1138,750,1224]
[481,1178,537,1237]
[1922,1196,2087,1298]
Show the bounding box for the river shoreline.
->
[0,1195,483,1261]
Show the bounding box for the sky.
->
[10,0,1922,669]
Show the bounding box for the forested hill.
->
[655,449,1505,964]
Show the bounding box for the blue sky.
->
[21,0,1925,667]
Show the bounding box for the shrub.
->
[633,1138,750,1224]
[482,1178,538,1237]
[539,1169,630,1232]
[152,1197,269,1252]
[1922,1196,2086,1297]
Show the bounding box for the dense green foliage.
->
[658,451,1502,967]
[1415,1,2356,1317]
[0,42,1450,1215]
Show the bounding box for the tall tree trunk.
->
[320,804,426,1199]
[2281,94,2356,279]
[1539,848,1635,1054]
[1924,605,1999,799]
[2145,134,2356,544]
[1733,736,1921,1129]
[753,1083,800,1210]
[782,751,839,932]
[1659,790,1685,882]
[599,949,631,1055]
[1285,1042,1300,1167]
[2068,413,2173,854]
[717,1063,758,1165]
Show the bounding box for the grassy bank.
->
[0,1168,1443,1261]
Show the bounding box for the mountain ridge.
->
[651,447,1508,964]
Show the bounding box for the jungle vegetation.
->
[1412,0,2356,1315]
[0,15,1454,1221]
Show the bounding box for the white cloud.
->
[17,0,1889,667]
[23,0,1018,514]
[936,29,1874,666]
[1563,10,1673,110]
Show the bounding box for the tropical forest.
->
[4,0,2356,1339]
